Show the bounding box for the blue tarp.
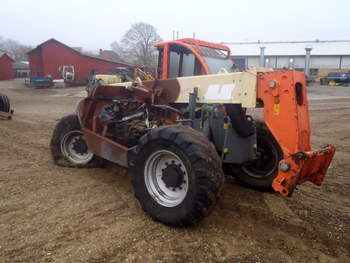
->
[29,76,53,88]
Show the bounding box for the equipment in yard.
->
[320,72,350,86]
[50,38,335,226]
[59,65,75,84]
[0,94,13,120]
[86,67,154,93]
[28,76,53,88]
[92,67,153,85]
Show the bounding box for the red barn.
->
[0,52,15,80]
[28,39,132,85]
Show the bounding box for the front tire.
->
[50,114,105,168]
[231,122,283,191]
[129,125,225,226]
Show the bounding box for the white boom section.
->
[175,72,257,108]
[105,71,258,108]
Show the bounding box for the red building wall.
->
[0,54,14,80]
[28,39,129,84]
[28,49,43,77]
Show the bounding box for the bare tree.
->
[0,37,32,61]
[111,22,163,70]
[110,41,125,59]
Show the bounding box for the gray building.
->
[13,61,29,78]
[224,40,350,79]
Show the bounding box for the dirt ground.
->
[0,79,349,263]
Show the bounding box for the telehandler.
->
[50,39,335,226]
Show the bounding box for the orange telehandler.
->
[50,38,335,226]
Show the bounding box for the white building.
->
[224,40,350,78]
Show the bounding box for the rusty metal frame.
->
[77,84,180,167]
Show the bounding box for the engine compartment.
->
[97,99,181,147]
[99,100,151,147]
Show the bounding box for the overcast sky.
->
[1,0,349,51]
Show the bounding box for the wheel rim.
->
[60,130,94,165]
[144,150,189,207]
[241,138,279,178]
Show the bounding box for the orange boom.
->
[257,70,335,196]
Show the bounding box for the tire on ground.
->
[0,94,10,113]
[128,125,225,226]
[50,114,105,168]
[231,121,283,191]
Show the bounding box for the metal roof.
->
[13,62,29,70]
[28,39,133,67]
[85,53,133,67]
[0,52,14,61]
[222,40,350,56]
[99,50,127,64]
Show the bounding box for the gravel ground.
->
[0,79,349,263]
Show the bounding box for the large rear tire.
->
[50,114,105,168]
[128,125,225,226]
[231,122,283,191]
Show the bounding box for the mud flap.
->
[272,145,336,196]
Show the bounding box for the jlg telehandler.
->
[50,39,335,226]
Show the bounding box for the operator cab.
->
[155,38,234,80]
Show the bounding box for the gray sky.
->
[1,0,349,51]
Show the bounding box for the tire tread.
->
[129,125,225,226]
[50,114,105,168]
